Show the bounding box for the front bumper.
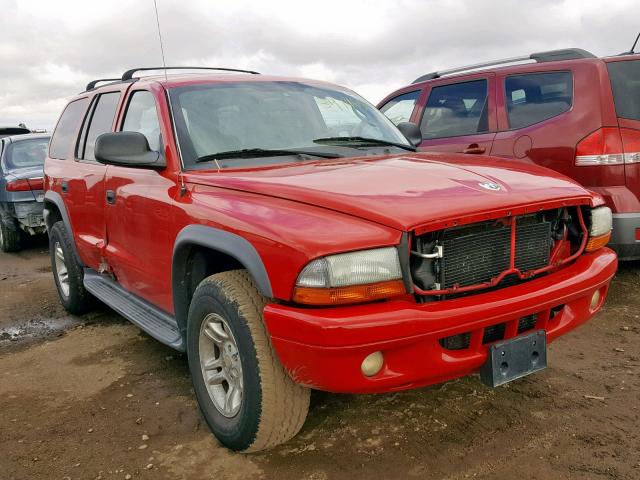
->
[264,248,617,393]
[609,213,640,260]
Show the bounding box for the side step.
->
[83,269,184,351]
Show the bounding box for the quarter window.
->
[49,98,89,160]
[380,91,420,125]
[420,80,489,139]
[122,91,162,151]
[505,72,573,129]
[77,92,121,161]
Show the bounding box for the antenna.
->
[152,0,168,81]
[630,31,640,54]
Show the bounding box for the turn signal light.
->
[585,232,611,252]
[292,279,406,306]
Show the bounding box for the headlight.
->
[293,247,406,305]
[586,206,612,252]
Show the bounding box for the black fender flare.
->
[43,190,84,266]
[172,224,273,333]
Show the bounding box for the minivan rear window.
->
[608,60,640,121]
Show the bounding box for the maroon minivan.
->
[379,48,640,259]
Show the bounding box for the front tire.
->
[186,270,310,452]
[49,221,93,314]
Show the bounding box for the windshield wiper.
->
[195,148,342,163]
[313,136,416,151]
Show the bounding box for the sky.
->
[0,0,638,130]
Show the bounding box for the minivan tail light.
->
[575,128,624,166]
[620,128,640,164]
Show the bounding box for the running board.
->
[83,269,184,351]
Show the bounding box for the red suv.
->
[44,67,616,451]
[379,48,640,259]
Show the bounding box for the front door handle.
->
[105,190,116,205]
[463,144,486,155]
[61,181,68,193]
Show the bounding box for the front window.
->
[379,90,420,125]
[3,137,50,170]
[169,81,410,169]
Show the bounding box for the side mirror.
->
[396,122,422,148]
[95,132,166,169]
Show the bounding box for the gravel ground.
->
[1,239,639,480]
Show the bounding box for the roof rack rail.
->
[85,78,121,91]
[411,48,596,84]
[121,67,260,81]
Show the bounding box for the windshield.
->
[3,137,50,170]
[169,81,410,168]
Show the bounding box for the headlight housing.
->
[293,247,406,305]
[585,206,612,252]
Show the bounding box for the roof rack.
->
[121,66,260,81]
[411,48,596,84]
[85,78,121,91]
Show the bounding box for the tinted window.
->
[78,92,121,160]
[608,60,640,121]
[49,98,89,159]
[3,137,50,170]
[380,91,420,125]
[420,80,488,139]
[122,91,161,151]
[505,72,573,129]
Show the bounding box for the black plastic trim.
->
[172,225,273,336]
[121,67,260,81]
[43,190,83,267]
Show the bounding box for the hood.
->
[185,152,592,231]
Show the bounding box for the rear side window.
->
[420,80,488,139]
[380,91,420,125]
[607,60,640,121]
[505,72,573,129]
[122,91,162,151]
[49,98,89,160]
[77,92,121,161]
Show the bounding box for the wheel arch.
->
[43,190,83,266]
[172,225,273,337]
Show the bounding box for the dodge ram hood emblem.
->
[478,182,502,191]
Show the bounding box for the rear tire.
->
[49,221,93,314]
[186,270,310,452]
[0,215,21,252]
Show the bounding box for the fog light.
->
[361,351,384,377]
[590,290,601,311]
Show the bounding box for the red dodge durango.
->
[44,67,616,451]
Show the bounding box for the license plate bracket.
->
[480,330,547,387]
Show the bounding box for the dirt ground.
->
[1,239,639,480]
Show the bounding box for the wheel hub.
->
[198,313,243,418]
[53,241,70,298]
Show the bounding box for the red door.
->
[103,88,177,312]
[416,74,497,155]
[56,89,127,269]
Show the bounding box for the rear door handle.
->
[105,190,116,205]
[61,181,68,193]
[463,144,486,155]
